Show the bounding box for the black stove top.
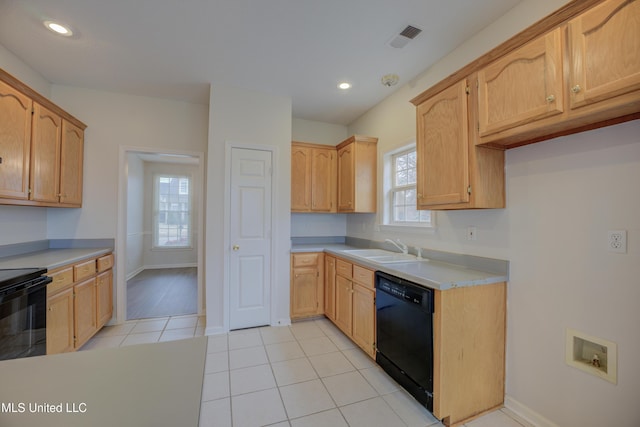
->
[0,268,48,291]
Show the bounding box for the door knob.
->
[232,245,240,251]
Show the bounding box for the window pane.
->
[406,189,416,205]
[407,168,416,185]
[387,146,431,227]
[396,169,407,186]
[394,206,405,222]
[395,154,407,171]
[405,206,419,222]
[393,190,405,207]
[155,175,192,248]
[408,151,416,168]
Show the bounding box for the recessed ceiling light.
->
[44,20,73,36]
[338,82,351,90]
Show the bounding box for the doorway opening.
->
[117,148,205,323]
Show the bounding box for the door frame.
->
[223,141,278,331]
[116,145,206,324]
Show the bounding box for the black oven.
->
[0,268,51,360]
[375,271,434,411]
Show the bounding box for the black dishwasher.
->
[375,271,434,411]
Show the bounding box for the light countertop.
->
[291,243,507,291]
[0,248,113,271]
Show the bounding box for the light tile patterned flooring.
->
[83,316,532,427]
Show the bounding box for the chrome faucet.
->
[385,238,408,255]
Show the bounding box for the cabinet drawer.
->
[292,253,319,267]
[353,265,374,288]
[97,253,114,272]
[74,259,96,282]
[48,267,73,295]
[336,259,352,278]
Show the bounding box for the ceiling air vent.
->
[388,25,423,49]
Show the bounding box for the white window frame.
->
[153,174,193,249]
[380,142,434,232]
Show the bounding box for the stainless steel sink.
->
[342,249,418,264]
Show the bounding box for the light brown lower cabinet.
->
[46,252,114,354]
[73,277,98,348]
[328,257,376,358]
[46,287,74,354]
[290,253,324,320]
[324,255,336,321]
[433,282,506,426]
[323,254,506,426]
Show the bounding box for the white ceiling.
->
[0,0,522,125]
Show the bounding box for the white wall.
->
[205,84,292,333]
[142,162,199,268]
[125,153,144,278]
[292,117,348,145]
[45,85,209,239]
[346,0,640,425]
[0,44,51,244]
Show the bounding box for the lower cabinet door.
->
[335,275,353,335]
[46,288,74,355]
[352,283,375,358]
[96,270,113,328]
[74,278,97,349]
[291,267,321,319]
[324,256,336,321]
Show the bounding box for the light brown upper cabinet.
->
[0,68,86,208]
[291,142,336,212]
[413,0,639,153]
[477,28,565,138]
[291,136,376,214]
[336,135,377,213]
[568,0,640,111]
[30,103,62,203]
[415,78,505,210]
[60,121,84,205]
[0,79,32,200]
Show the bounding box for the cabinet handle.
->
[571,85,581,94]
[232,245,240,251]
[546,95,555,103]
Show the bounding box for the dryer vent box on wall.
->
[566,328,617,384]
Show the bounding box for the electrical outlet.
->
[607,230,627,253]
[467,226,477,241]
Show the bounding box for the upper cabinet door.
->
[291,144,311,211]
[416,80,470,207]
[478,28,564,138]
[30,102,61,203]
[0,80,32,200]
[310,148,335,212]
[568,0,640,110]
[337,143,355,212]
[59,120,84,206]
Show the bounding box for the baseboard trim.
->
[144,263,198,270]
[126,266,145,281]
[126,263,197,281]
[273,318,292,327]
[504,395,559,427]
[205,326,226,336]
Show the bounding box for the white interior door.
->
[229,148,273,330]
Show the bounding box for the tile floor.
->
[82,316,533,427]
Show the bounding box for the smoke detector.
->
[388,25,422,49]
[381,74,400,87]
